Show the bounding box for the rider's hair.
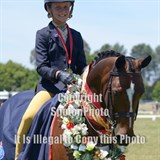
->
[46,3,52,18]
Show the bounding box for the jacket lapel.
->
[48,22,64,49]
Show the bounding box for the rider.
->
[15,0,86,158]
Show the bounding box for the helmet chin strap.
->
[69,2,74,18]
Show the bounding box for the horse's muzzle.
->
[116,134,136,146]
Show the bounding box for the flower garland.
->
[58,74,127,160]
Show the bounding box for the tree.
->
[112,43,126,55]
[130,43,157,82]
[85,53,95,64]
[30,49,36,67]
[154,45,160,80]
[94,43,126,55]
[0,61,39,91]
[83,40,91,54]
[155,45,160,61]
[30,39,91,67]
[141,81,153,101]
[152,80,160,101]
[99,44,111,52]
[130,43,154,59]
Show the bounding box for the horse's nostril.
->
[116,135,121,142]
[116,135,130,146]
[116,135,124,145]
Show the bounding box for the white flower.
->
[86,141,96,151]
[57,104,64,109]
[63,130,73,146]
[63,129,73,136]
[68,104,75,109]
[73,150,81,159]
[77,79,82,86]
[61,124,67,129]
[78,144,86,152]
[71,123,88,136]
[66,90,71,94]
[99,150,109,159]
[71,143,79,150]
[72,101,80,109]
[73,124,81,131]
[71,126,80,135]
[62,117,69,124]
[66,108,73,116]
[81,123,88,135]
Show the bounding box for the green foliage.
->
[83,40,91,54]
[0,61,39,91]
[81,152,93,160]
[85,53,95,64]
[130,43,157,82]
[112,43,127,55]
[130,43,154,59]
[141,82,153,101]
[95,43,127,55]
[155,45,160,60]
[4,40,160,100]
[30,39,91,67]
[152,80,160,101]
[30,49,36,68]
[154,45,160,77]
[99,44,111,52]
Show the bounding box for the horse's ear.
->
[139,55,152,69]
[115,55,126,69]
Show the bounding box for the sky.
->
[0,0,160,69]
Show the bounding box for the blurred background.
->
[0,1,160,159]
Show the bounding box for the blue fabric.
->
[0,90,34,160]
[0,90,60,160]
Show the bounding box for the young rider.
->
[15,0,86,158]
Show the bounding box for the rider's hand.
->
[56,70,73,85]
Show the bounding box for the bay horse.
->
[50,50,151,160]
[0,50,151,160]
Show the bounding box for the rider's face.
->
[50,2,71,25]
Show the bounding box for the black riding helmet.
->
[44,0,75,18]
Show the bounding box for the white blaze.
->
[126,82,134,128]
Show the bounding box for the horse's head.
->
[86,50,151,145]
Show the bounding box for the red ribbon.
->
[120,155,126,160]
[55,24,73,65]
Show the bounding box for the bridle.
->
[107,57,142,122]
[81,56,143,136]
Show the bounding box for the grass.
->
[139,103,153,111]
[125,118,160,160]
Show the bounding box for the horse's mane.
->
[92,50,122,65]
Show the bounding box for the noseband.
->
[107,57,141,122]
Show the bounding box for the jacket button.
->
[64,59,66,64]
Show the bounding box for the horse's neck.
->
[87,58,116,90]
[86,58,116,108]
